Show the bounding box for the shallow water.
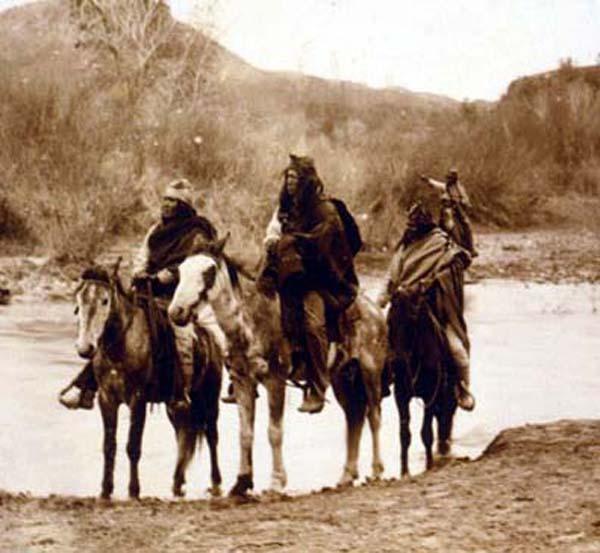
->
[0,279,598,499]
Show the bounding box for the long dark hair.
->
[277,155,324,229]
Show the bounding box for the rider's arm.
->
[423,176,446,194]
[264,207,282,248]
[131,223,157,276]
[377,245,405,308]
[456,181,472,209]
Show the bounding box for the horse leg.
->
[421,407,435,471]
[98,394,118,499]
[437,401,456,457]
[229,375,257,497]
[264,374,287,493]
[332,365,366,487]
[360,354,385,481]
[205,411,222,497]
[171,418,198,498]
[394,385,411,477]
[367,403,384,480]
[126,394,147,499]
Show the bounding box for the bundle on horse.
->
[168,236,387,496]
[73,260,223,499]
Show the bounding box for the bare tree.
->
[71,0,175,103]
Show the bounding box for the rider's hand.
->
[376,293,389,309]
[156,268,175,284]
[264,236,279,253]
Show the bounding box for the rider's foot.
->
[59,388,95,410]
[456,381,475,411]
[298,390,325,414]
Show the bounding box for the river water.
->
[0,279,598,499]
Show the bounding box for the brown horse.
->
[168,241,386,496]
[386,288,457,476]
[74,263,223,499]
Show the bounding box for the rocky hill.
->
[1,1,598,263]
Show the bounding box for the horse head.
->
[74,259,123,359]
[169,235,232,327]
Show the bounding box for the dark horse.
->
[74,262,223,499]
[386,287,457,476]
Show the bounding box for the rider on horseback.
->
[377,202,475,411]
[258,155,362,414]
[59,178,226,410]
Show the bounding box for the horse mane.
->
[223,256,241,291]
[81,266,110,284]
[79,264,131,300]
[187,235,257,294]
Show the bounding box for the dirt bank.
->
[1,419,598,552]
[357,227,600,284]
[1,228,599,302]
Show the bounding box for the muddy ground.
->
[1,420,599,552]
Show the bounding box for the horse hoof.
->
[269,474,287,494]
[336,479,354,489]
[207,485,222,498]
[372,462,385,479]
[337,472,356,488]
[438,442,451,457]
[173,486,185,498]
[229,474,254,498]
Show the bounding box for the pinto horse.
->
[168,239,387,496]
[74,263,223,499]
[386,288,457,476]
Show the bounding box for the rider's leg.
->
[445,325,475,411]
[171,322,196,407]
[59,361,96,410]
[194,302,234,402]
[195,303,228,354]
[299,291,329,414]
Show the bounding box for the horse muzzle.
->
[168,304,191,327]
[76,342,96,359]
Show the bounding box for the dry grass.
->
[1,2,599,264]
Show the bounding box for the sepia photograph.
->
[0,0,599,551]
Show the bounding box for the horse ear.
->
[289,153,299,164]
[111,256,123,278]
[211,232,230,256]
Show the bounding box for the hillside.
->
[0,0,460,261]
[0,0,599,264]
